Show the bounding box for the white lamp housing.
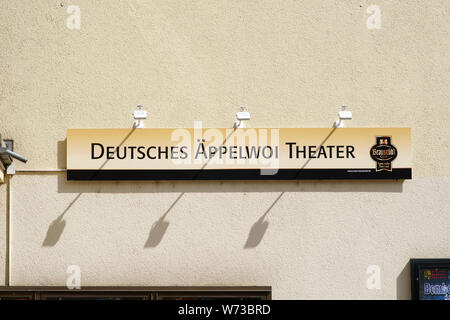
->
[133,105,147,128]
[234,107,251,128]
[334,106,352,128]
[236,111,251,121]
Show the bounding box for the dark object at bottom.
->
[67,168,412,181]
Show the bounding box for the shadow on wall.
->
[57,175,405,194]
[144,192,184,248]
[42,131,136,247]
[48,132,406,248]
[144,130,235,247]
[57,139,66,169]
[397,261,411,300]
[244,192,283,248]
[42,193,81,247]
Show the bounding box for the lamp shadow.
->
[244,127,337,249]
[42,129,137,247]
[145,219,170,248]
[42,215,66,247]
[244,192,283,248]
[144,192,184,248]
[42,193,81,247]
[145,129,236,248]
[244,217,269,248]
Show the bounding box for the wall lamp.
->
[234,107,251,129]
[133,105,147,128]
[333,105,352,128]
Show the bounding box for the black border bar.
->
[67,168,412,180]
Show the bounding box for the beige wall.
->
[0,1,449,299]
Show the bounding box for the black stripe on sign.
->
[67,168,412,181]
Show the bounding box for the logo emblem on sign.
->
[370,136,398,172]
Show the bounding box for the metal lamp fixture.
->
[133,105,147,128]
[234,107,251,129]
[333,105,352,128]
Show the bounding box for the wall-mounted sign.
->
[411,259,450,300]
[66,128,411,180]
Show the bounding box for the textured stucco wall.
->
[9,175,450,299]
[0,1,449,299]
